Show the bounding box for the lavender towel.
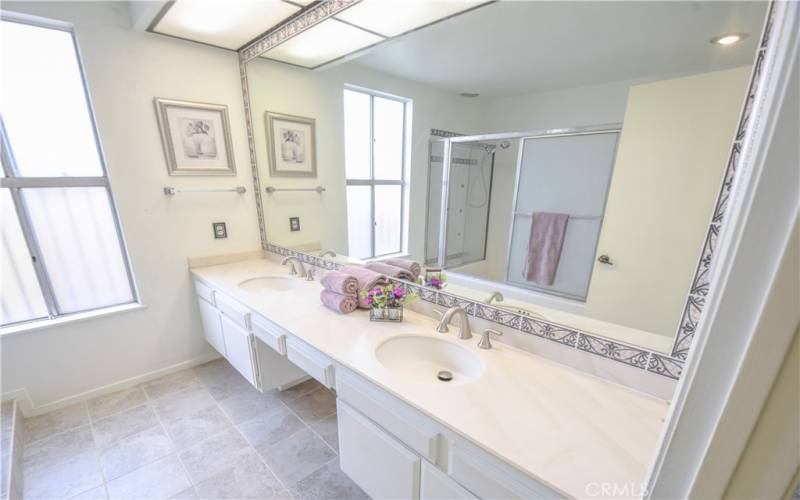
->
[320,290,358,314]
[365,262,416,282]
[522,212,569,286]
[341,265,388,309]
[320,270,359,296]
[383,258,421,279]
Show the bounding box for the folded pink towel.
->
[320,270,358,296]
[341,265,388,309]
[523,212,569,286]
[320,290,358,314]
[382,258,421,279]
[366,262,416,282]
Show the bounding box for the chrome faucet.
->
[484,291,504,305]
[436,306,472,340]
[280,256,306,277]
[318,249,337,258]
[477,329,503,350]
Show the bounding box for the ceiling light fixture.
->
[710,33,748,46]
[460,92,479,98]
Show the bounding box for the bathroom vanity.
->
[190,256,668,499]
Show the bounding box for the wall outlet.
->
[213,222,227,239]
[289,217,300,232]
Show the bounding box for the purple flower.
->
[393,287,406,299]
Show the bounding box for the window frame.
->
[344,85,409,259]
[0,11,139,329]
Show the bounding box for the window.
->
[343,87,409,259]
[0,14,137,328]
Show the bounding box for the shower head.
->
[482,141,511,154]
[499,141,511,149]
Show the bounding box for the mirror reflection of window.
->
[343,87,410,259]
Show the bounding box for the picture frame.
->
[265,111,317,178]
[154,98,236,176]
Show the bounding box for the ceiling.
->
[350,1,767,97]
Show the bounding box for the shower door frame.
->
[503,127,621,302]
[435,124,620,290]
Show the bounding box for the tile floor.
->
[20,359,368,500]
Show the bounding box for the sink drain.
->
[437,370,453,382]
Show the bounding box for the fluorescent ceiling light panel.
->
[155,0,300,50]
[262,19,383,68]
[335,0,488,37]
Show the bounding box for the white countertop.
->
[191,258,669,499]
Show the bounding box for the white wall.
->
[586,66,750,337]
[0,2,261,411]
[247,58,483,261]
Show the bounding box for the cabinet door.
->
[197,298,225,356]
[421,461,476,500]
[219,313,257,387]
[338,401,421,500]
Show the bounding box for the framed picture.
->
[265,111,317,177]
[154,98,236,176]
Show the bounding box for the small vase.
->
[370,305,403,322]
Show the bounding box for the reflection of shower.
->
[467,141,508,208]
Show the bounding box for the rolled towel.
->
[383,258,421,279]
[320,290,358,314]
[341,265,388,309]
[320,270,358,296]
[365,262,416,282]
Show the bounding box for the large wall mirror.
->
[241,0,768,355]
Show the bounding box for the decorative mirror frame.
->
[237,0,781,381]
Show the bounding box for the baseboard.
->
[1,352,222,418]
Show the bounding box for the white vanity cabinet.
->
[338,400,422,499]
[196,294,225,356]
[219,313,258,386]
[421,461,477,500]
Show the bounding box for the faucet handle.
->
[305,269,315,281]
[433,309,448,333]
[287,263,297,275]
[477,329,503,350]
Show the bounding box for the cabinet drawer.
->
[215,292,251,330]
[251,314,288,355]
[197,297,225,356]
[285,337,335,388]
[220,313,258,388]
[336,368,440,463]
[448,439,562,499]
[421,460,476,500]
[194,280,215,306]
[338,401,421,500]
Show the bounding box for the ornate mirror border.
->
[237,0,781,380]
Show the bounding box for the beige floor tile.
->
[276,379,323,403]
[291,459,368,500]
[23,450,103,499]
[178,427,252,484]
[24,402,89,444]
[257,427,337,486]
[99,424,174,480]
[169,487,198,499]
[105,454,190,500]
[193,360,254,402]
[310,413,339,452]
[237,407,305,448]
[23,425,96,473]
[283,387,336,424]
[193,452,284,499]
[87,387,148,422]
[163,405,233,451]
[92,404,158,448]
[151,385,216,422]
[216,388,283,425]
[69,484,108,499]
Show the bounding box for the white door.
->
[338,401,421,499]
[219,313,257,387]
[197,298,225,356]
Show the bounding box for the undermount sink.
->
[375,335,485,384]
[238,276,297,292]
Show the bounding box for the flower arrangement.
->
[421,269,447,290]
[360,283,417,322]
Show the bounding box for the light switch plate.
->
[213,222,227,239]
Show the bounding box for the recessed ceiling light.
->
[460,92,479,98]
[710,33,748,46]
